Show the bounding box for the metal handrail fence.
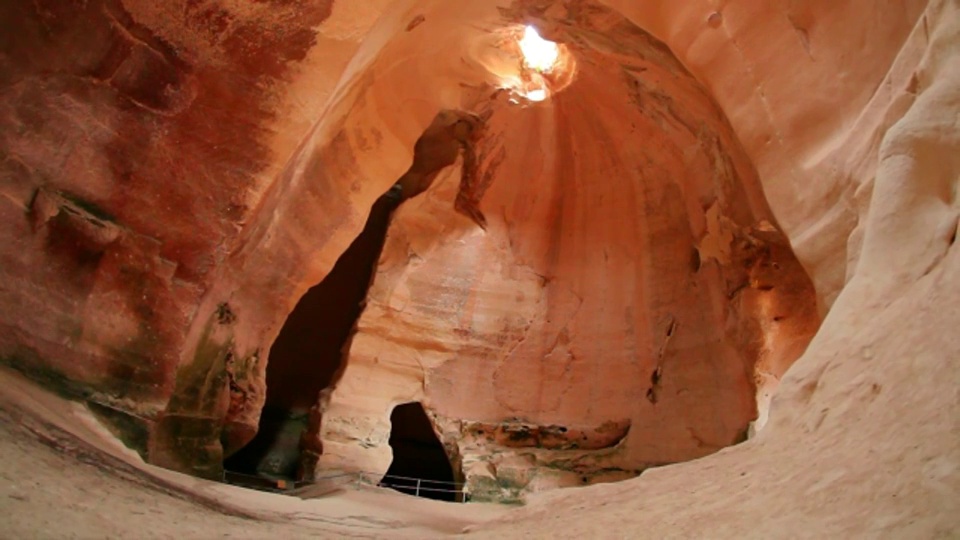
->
[226,469,469,501]
[357,471,466,499]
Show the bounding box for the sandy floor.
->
[0,368,508,539]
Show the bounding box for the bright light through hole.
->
[525,88,547,102]
[519,25,559,73]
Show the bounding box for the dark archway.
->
[381,402,458,502]
[224,110,481,486]
[224,189,401,480]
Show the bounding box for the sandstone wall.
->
[314,1,819,500]
[0,0,935,499]
[603,0,928,310]
[0,0,390,474]
[474,0,959,534]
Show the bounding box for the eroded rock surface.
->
[1,0,944,514]
[313,1,819,500]
[0,0,386,477]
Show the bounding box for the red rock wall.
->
[0,0,385,475]
[8,0,892,492]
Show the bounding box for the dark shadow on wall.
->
[224,188,401,480]
[381,402,459,502]
[224,109,484,484]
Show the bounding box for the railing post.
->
[416,478,421,497]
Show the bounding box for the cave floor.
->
[0,368,507,539]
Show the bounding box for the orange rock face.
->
[313,2,819,500]
[1,0,826,497]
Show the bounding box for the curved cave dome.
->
[2,0,953,535]
[309,2,820,501]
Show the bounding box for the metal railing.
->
[358,471,467,500]
[225,469,469,501]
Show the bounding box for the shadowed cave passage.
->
[225,109,485,483]
[381,402,459,502]
[224,189,401,480]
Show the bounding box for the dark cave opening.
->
[224,109,479,488]
[380,402,460,502]
[224,188,402,481]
